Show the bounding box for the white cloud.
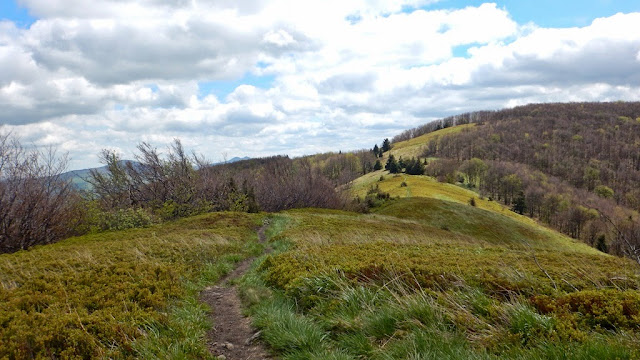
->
[1,1,640,169]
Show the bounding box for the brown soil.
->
[201,224,270,360]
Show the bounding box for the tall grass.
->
[242,210,640,359]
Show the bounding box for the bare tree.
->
[0,133,80,253]
[89,139,203,218]
[87,149,134,209]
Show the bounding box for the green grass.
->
[238,125,640,359]
[245,208,640,359]
[374,197,597,253]
[353,173,540,223]
[0,212,263,359]
[390,124,476,159]
[239,157,640,358]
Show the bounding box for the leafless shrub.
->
[88,139,206,219]
[0,133,80,253]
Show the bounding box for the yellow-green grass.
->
[375,197,599,253]
[389,123,476,159]
[263,210,637,295]
[0,212,263,359]
[253,211,640,358]
[353,173,507,214]
[350,173,592,251]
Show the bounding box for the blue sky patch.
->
[425,0,640,28]
[0,0,36,28]
[452,44,474,58]
[198,73,276,100]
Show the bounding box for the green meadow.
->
[0,212,264,359]
[238,174,640,359]
[2,130,639,359]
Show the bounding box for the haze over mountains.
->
[60,156,252,190]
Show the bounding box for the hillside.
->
[379,102,640,260]
[241,202,640,358]
[0,212,264,358]
[398,102,640,210]
[1,102,640,359]
[234,155,639,358]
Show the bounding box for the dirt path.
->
[201,224,270,360]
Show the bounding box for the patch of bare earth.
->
[201,225,270,360]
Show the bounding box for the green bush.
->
[154,200,212,221]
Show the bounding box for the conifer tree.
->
[385,155,399,173]
[374,159,383,171]
[381,138,391,152]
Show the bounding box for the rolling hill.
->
[1,102,639,359]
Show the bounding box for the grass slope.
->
[243,209,640,359]
[388,123,475,159]
[353,172,512,216]
[0,212,264,359]
[235,152,640,358]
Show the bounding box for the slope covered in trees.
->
[418,102,640,210]
[388,102,640,260]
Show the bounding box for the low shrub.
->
[0,212,261,358]
[532,290,640,331]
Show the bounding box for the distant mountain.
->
[212,156,252,166]
[61,157,251,190]
[59,160,139,191]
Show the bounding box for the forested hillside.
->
[391,102,640,260]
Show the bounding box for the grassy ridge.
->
[249,210,640,358]
[388,123,476,159]
[0,212,263,359]
[352,172,527,221]
[352,173,597,250]
[263,207,637,294]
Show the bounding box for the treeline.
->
[392,110,496,143]
[426,157,639,260]
[410,101,640,260]
[420,102,640,211]
[0,136,378,254]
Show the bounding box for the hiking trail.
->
[201,223,270,360]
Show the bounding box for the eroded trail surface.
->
[201,225,270,360]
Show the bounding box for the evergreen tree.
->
[385,155,399,173]
[405,157,425,175]
[512,191,526,214]
[381,138,391,152]
[373,144,380,157]
[373,159,383,171]
[595,234,608,253]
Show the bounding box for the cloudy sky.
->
[1,0,640,170]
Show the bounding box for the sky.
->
[1,0,639,170]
